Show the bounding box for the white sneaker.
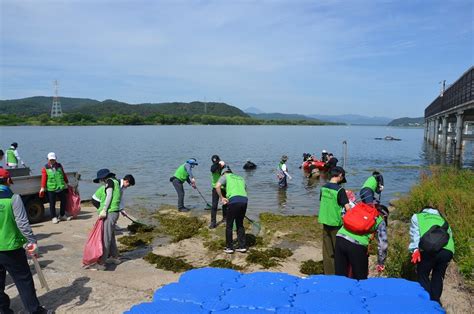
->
[52,217,59,224]
[106,257,122,265]
[59,215,72,221]
[235,248,247,253]
[224,248,234,254]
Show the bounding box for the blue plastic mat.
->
[125,267,444,313]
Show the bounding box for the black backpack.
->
[419,221,450,254]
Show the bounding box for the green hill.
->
[0,96,249,117]
[248,112,333,124]
[388,117,424,127]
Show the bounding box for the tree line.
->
[0,113,337,126]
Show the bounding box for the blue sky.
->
[1,0,472,117]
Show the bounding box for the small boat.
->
[302,159,326,172]
[374,136,401,141]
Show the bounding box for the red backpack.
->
[343,202,379,234]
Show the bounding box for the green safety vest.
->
[338,216,383,247]
[362,176,377,192]
[416,212,455,254]
[225,174,247,199]
[107,178,121,212]
[211,171,221,188]
[318,186,343,227]
[173,164,189,182]
[6,149,17,165]
[93,186,105,214]
[45,167,66,191]
[0,188,27,251]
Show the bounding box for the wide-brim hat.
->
[93,168,115,183]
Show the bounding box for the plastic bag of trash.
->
[82,219,104,266]
[66,186,81,218]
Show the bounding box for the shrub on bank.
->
[392,166,473,281]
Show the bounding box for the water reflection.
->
[421,140,473,168]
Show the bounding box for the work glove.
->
[191,178,196,189]
[99,210,107,219]
[411,249,421,264]
[39,188,45,198]
[376,264,385,272]
[26,243,39,258]
[219,160,225,167]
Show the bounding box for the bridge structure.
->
[424,66,474,162]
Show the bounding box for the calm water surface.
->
[2,125,468,218]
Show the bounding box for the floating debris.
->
[374,136,401,141]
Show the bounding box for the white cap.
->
[47,152,57,160]
[322,149,327,153]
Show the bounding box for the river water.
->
[1,125,471,217]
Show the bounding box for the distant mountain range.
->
[248,112,327,122]
[387,117,424,127]
[0,96,249,117]
[244,108,392,125]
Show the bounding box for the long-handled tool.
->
[245,216,262,234]
[195,187,212,209]
[32,256,49,291]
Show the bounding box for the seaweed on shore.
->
[246,247,293,269]
[209,259,243,271]
[118,233,154,248]
[143,252,194,273]
[119,222,156,250]
[127,222,155,234]
[300,259,324,275]
[204,234,264,253]
[260,213,321,243]
[153,214,204,242]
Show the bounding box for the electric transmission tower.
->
[51,80,63,118]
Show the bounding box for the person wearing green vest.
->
[318,166,351,275]
[170,158,198,212]
[359,171,384,204]
[409,207,454,303]
[335,209,388,279]
[209,155,226,229]
[39,152,70,224]
[277,155,292,188]
[91,168,123,270]
[0,169,50,313]
[5,142,26,169]
[216,166,248,254]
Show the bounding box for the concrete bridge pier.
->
[441,115,448,153]
[434,118,440,148]
[454,111,464,161]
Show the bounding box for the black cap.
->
[123,174,135,186]
[330,166,347,183]
[11,142,18,148]
[211,155,220,163]
[93,168,115,183]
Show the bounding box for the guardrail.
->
[425,67,474,117]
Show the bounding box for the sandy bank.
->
[5,206,471,313]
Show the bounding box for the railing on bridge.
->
[425,66,474,117]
